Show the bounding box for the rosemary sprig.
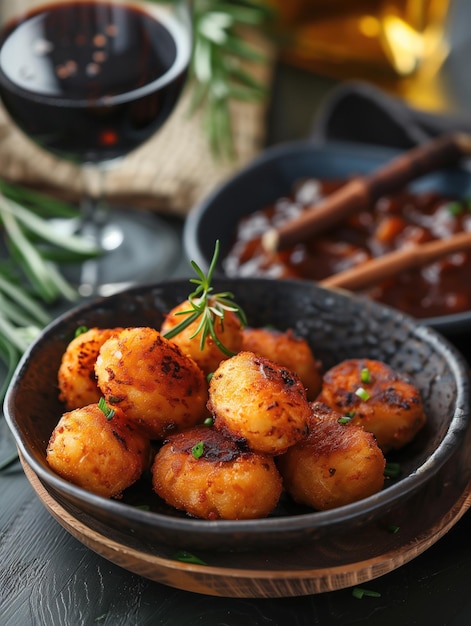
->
[162,240,247,355]
[0,183,100,403]
[150,0,273,159]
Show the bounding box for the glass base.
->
[61,207,183,298]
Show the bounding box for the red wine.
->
[0,1,191,163]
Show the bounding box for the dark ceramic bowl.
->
[4,278,471,552]
[184,140,471,337]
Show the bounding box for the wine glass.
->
[0,0,193,296]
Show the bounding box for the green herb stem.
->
[162,240,247,355]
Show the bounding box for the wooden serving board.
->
[21,454,471,599]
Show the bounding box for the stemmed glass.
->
[0,0,192,296]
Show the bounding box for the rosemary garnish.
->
[0,183,99,404]
[153,0,274,159]
[162,240,247,356]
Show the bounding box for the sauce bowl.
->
[184,140,471,336]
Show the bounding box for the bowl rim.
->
[4,277,471,541]
[183,138,471,335]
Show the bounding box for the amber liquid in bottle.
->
[268,0,450,80]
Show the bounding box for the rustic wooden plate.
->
[22,435,471,599]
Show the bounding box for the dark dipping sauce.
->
[223,178,471,319]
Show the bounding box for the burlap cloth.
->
[0,32,274,218]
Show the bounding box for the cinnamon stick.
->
[319,231,471,292]
[262,132,471,253]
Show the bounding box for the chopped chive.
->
[384,462,401,478]
[98,397,115,421]
[338,415,353,425]
[352,587,381,599]
[387,524,400,534]
[75,325,89,338]
[192,441,204,459]
[203,416,214,426]
[174,550,207,565]
[207,372,214,383]
[355,386,370,401]
[360,367,371,383]
[447,201,463,216]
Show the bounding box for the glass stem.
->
[78,163,123,297]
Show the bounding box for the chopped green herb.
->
[384,462,401,478]
[338,415,353,425]
[447,201,463,216]
[174,550,207,565]
[162,240,247,357]
[98,397,115,421]
[207,372,214,383]
[74,325,89,338]
[181,0,272,159]
[192,441,205,459]
[135,504,151,511]
[94,615,107,623]
[387,524,400,534]
[355,386,370,401]
[360,367,371,383]
[203,416,214,426]
[352,587,381,599]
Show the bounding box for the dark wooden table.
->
[4,2,471,620]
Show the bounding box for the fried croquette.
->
[277,402,386,510]
[58,327,123,410]
[94,327,208,439]
[241,326,322,399]
[152,425,283,520]
[317,358,427,452]
[208,351,310,455]
[160,299,244,376]
[46,403,150,498]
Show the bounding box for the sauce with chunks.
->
[223,178,471,319]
